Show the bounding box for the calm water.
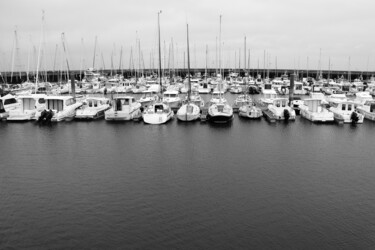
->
[1,94,375,249]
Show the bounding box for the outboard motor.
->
[350,112,359,124]
[283,109,290,121]
[45,110,54,124]
[38,110,48,123]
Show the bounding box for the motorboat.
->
[198,81,211,94]
[105,96,142,121]
[229,84,242,94]
[0,98,8,120]
[7,94,46,121]
[162,90,182,109]
[142,101,174,124]
[238,101,263,119]
[357,100,375,121]
[233,94,251,112]
[260,88,278,105]
[0,94,20,112]
[138,90,158,108]
[329,100,364,123]
[37,96,83,122]
[300,99,334,122]
[76,97,110,119]
[268,98,296,121]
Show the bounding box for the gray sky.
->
[1,0,375,73]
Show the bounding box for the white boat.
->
[76,97,110,119]
[189,91,205,108]
[0,98,9,120]
[268,98,296,120]
[357,100,375,121]
[142,101,174,124]
[300,99,334,122]
[139,90,158,108]
[233,94,251,112]
[238,101,263,119]
[209,90,227,105]
[131,85,147,94]
[0,94,20,112]
[260,88,278,105]
[177,102,200,121]
[115,81,132,93]
[37,96,83,122]
[162,90,181,109]
[229,84,243,94]
[198,81,211,94]
[329,100,364,123]
[293,81,307,95]
[207,100,233,123]
[7,94,46,121]
[105,96,142,121]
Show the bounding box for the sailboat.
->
[207,15,233,123]
[177,24,200,122]
[142,11,174,125]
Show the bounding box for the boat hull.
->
[143,111,174,124]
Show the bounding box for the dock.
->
[262,110,276,123]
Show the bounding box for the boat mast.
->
[219,15,222,77]
[205,44,208,83]
[187,23,191,102]
[92,36,97,68]
[158,11,162,95]
[35,10,45,93]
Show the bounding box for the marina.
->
[2,0,375,248]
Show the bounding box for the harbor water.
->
[1,93,375,249]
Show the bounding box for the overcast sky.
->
[1,0,375,73]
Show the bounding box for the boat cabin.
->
[45,96,76,112]
[0,94,19,111]
[114,97,136,111]
[304,99,323,112]
[85,98,110,108]
[273,98,289,108]
[19,95,46,111]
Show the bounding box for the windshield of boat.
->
[4,98,17,105]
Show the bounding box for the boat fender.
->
[283,109,290,121]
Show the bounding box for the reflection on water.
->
[1,93,375,249]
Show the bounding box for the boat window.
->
[88,100,93,107]
[276,101,280,107]
[155,104,163,112]
[370,103,375,112]
[348,104,352,111]
[296,84,302,90]
[66,99,75,106]
[281,101,286,107]
[47,99,64,111]
[342,104,346,111]
[122,99,130,105]
[4,98,17,105]
[38,98,45,104]
[93,100,98,107]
